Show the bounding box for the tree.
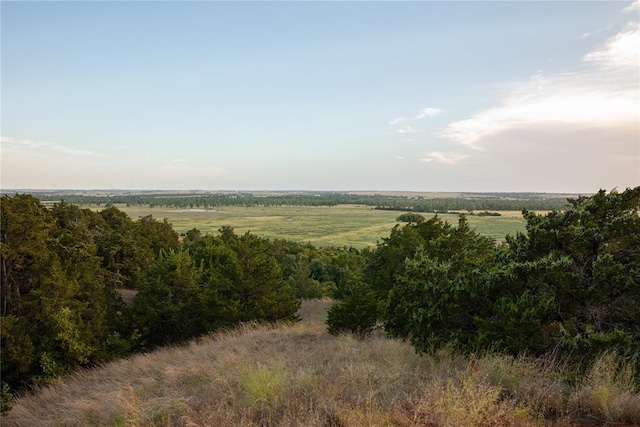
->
[396,212,425,223]
[327,216,495,338]
[383,217,495,345]
[96,207,175,289]
[0,196,83,388]
[131,250,206,347]
[96,206,148,288]
[135,215,179,256]
[327,280,379,337]
[1,196,129,391]
[189,229,300,326]
[284,253,325,299]
[376,188,640,357]
[498,187,640,355]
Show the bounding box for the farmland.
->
[96,204,530,247]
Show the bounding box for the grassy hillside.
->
[4,300,639,426]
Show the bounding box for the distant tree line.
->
[328,188,640,369]
[396,211,501,223]
[26,192,571,212]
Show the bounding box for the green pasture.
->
[102,205,529,248]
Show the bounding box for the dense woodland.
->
[1,188,638,413]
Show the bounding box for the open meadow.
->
[95,205,529,248]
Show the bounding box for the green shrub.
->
[396,212,425,223]
[364,188,640,360]
[327,281,380,337]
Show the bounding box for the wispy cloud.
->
[2,136,102,157]
[396,126,416,134]
[421,151,467,165]
[427,5,639,191]
[438,17,639,151]
[1,135,227,189]
[584,21,639,70]
[390,106,443,125]
[623,0,639,14]
[578,25,611,40]
[416,107,443,119]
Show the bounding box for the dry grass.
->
[4,300,639,426]
[104,205,528,248]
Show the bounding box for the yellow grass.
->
[92,204,531,248]
[4,300,639,426]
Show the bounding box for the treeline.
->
[328,188,640,367]
[1,195,360,405]
[373,197,568,212]
[28,191,571,212]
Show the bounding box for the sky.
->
[1,0,639,193]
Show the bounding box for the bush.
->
[396,212,425,223]
[327,281,380,337]
[365,188,640,359]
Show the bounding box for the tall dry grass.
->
[3,299,639,426]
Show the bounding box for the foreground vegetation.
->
[328,188,640,360]
[1,197,322,401]
[2,188,638,424]
[4,300,639,426]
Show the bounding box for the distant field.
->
[95,204,530,247]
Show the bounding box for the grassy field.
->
[5,300,639,426]
[96,205,529,248]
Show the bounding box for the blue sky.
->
[2,1,638,192]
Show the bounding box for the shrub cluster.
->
[1,196,179,392]
[328,188,640,364]
[1,196,343,404]
[396,212,426,223]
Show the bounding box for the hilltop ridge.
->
[4,300,639,426]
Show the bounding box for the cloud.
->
[390,106,443,125]
[464,124,639,192]
[416,107,443,119]
[624,0,639,14]
[584,21,639,70]
[1,136,107,189]
[421,151,468,165]
[430,5,639,191]
[438,17,639,151]
[1,135,227,189]
[396,126,416,134]
[2,136,102,157]
[578,25,611,40]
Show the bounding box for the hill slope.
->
[4,300,639,426]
